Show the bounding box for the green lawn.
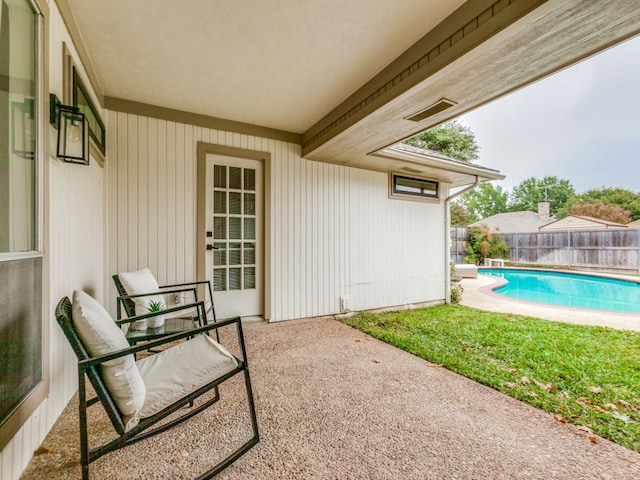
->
[341,305,640,452]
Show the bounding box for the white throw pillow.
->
[118,268,167,329]
[72,290,145,431]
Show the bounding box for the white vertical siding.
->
[106,112,446,322]
[2,3,107,478]
[348,169,445,311]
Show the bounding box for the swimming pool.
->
[479,269,640,313]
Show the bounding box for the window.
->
[212,164,258,292]
[1,0,38,253]
[0,0,46,450]
[73,67,105,154]
[390,173,439,200]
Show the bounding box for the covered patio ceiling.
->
[63,0,640,176]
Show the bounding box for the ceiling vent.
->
[405,99,457,122]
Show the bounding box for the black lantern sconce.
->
[50,94,89,165]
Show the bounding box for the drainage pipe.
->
[443,176,480,304]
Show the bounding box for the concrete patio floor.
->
[21,312,640,479]
[461,274,640,332]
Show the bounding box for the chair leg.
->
[78,372,90,480]
[244,368,259,440]
[193,367,259,480]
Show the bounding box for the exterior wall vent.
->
[405,99,457,122]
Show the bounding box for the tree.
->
[508,176,575,217]
[458,182,508,220]
[556,187,640,220]
[568,202,632,224]
[403,120,480,162]
[450,203,472,226]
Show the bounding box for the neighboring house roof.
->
[539,215,629,231]
[469,211,551,233]
[627,219,640,228]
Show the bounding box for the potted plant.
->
[145,299,166,328]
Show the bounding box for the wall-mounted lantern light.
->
[50,93,89,165]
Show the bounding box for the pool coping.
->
[479,266,640,283]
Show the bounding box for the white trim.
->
[0,251,43,262]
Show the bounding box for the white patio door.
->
[205,154,264,318]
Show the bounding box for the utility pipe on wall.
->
[443,176,480,304]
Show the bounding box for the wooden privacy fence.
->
[450,227,640,274]
[450,226,469,264]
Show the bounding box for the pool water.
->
[479,269,640,313]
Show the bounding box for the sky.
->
[459,34,640,195]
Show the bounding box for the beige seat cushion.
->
[136,334,238,418]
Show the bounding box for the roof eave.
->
[373,144,505,187]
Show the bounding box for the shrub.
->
[465,225,508,265]
[449,261,463,304]
[450,282,463,304]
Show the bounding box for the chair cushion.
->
[118,268,167,329]
[136,334,238,418]
[72,290,145,431]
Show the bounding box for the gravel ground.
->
[21,317,640,479]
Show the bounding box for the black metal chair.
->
[112,273,216,345]
[55,294,259,480]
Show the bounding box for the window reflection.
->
[1,0,37,253]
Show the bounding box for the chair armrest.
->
[116,288,198,320]
[80,315,243,369]
[118,287,198,301]
[114,300,204,326]
[159,280,211,288]
[159,281,214,313]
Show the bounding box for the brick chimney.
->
[537,202,550,220]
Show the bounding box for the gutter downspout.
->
[444,176,481,304]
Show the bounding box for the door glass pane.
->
[1,0,37,253]
[213,217,226,239]
[244,267,255,289]
[214,268,226,291]
[229,167,242,189]
[213,243,226,266]
[229,192,241,215]
[229,268,241,290]
[229,242,241,265]
[213,191,226,214]
[244,169,255,191]
[244,193,255,215]
[244,217,255,240]
[229,217,241,239]
[214,165,226,188]
[243,242,255,265]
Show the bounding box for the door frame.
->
[196,142,271,320]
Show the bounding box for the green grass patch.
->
[341,305,640,451]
